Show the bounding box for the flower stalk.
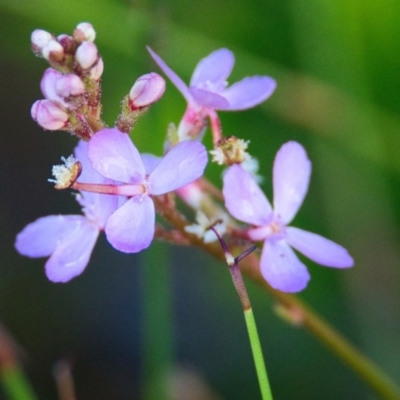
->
[210,227,273,400]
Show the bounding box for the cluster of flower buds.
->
[16,23,354,292]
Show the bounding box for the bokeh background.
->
[1,0,400,399]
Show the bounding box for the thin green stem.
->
[244,308,273,400]
[1,366,37,400]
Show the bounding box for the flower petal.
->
[223,164,272,226]
[260,239,310,292]
[147,46,192,103]
[286,227,354,268]
[45,219,99,283]
[188,87,230,109]
[219,76,276,110]
[190,48,234,87]
[273,141,311,224]
[88,128,145,183]
[40,68,64,103]
[15,215,85,258]
[105,196,155,253]
[149,141,208,195]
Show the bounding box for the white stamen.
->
[48,155,78,187]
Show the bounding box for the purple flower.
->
[148,47,276,141]
[223,141,353,293]
[15,141,118,283]
[88,128,208,253]
[148,47,276,111]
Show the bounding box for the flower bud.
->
[75,41,98,69]
[42,39,64,62]
[89,57,104,81]
[55,74,85,98]
[129,73,166,109]
[31,100,69,130]
[40,68,63,101]
[57,34,76,54]
[31,29,53,55]
[74,22,96,42]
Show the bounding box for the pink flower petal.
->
[105,196,155,253]
[40,68,64,103]
[149,141,208,195]
[15,215,85,258]
[141,153,161,174]
[260,239,310,292]
[286,227,354,268]
[223,164,272,226]
[190,48,234,87]
[220,76,277,111]
[188,87,230,109]
[45,219,99,283]
[147,46,192,103]
[273,141,311,224]
[88,128,145,183]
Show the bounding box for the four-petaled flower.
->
[88,128,208,253]
[15,141,118,282]
[223,141,354,292]
[148,47,276,141]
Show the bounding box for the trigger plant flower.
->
[148,47,276,143]
[86,128,208,253]
[15,141,118,283]
[223,141,353,293]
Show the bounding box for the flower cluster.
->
[16,22,354,291]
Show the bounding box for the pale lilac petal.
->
[260,239,310,292]
[147,47,192,103]
[273,141,311,224]
[74,140,119,226]
[45,219,99,283]
[286,227,354,268]
[105,196,155,253]
[190,48,234,87]
[219,76,277,111]
[141,153,161,174]
[88,128,145,183]
[15,215,85,258]
[149,141,208,195]
[223,164,272,226]
[188,87,230,109]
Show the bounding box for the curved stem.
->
[153,196,400,400]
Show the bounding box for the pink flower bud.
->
[89,58,104,81]
[41,68,63,101]
[57,34,75,54]
[42,40,64,61]
[55,74,85,98]
[75,41,98,69]
[31,30,53,54]
[129,73,166,109]
[74,22,96,42]
[31,100,69,130]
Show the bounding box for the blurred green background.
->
[1,0,400,399]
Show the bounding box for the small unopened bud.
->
[55,74,85,98]
[42,39,64,62]
[129,73,166,109]
[210,136,250,165]
[40,68,63,101]
[49,156,82,189]
[57,34,76,54]
[74,22,96,42]
[31,29,53,55]
[31,100,69,130]
[89,57,104,81]
[75,41,98,69]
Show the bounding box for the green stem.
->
[1,366,37,400]
[244,308,273,400]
